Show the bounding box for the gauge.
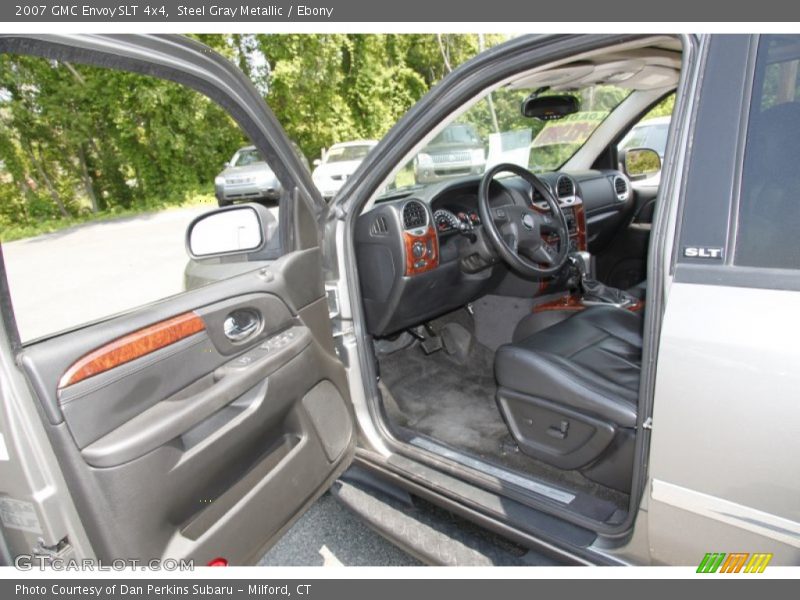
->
[433,209,460,233]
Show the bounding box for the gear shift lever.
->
[568,251,592,279]
[568,251,636,307]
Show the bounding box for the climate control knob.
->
[412,241,426,258]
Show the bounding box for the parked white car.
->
[312,140,378,199]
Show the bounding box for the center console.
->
[534,250,643,315]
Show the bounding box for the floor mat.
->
[378,340,629,514]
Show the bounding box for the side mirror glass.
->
[186,205,264,258]
[313,158,322,167]
[623,147,662,179]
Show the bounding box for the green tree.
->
[0,34,503,237]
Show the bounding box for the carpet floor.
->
[378,335,629,514]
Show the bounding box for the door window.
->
[735,34,800,269]
[0,55,285,342]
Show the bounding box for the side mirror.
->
[223,161,231,168]
[313,158,322,167]
[186,205,265,258]
[622,147,662,180]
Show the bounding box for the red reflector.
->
[207,557,228,567]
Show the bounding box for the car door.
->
[647,35,800,566]
[0,35,354,565]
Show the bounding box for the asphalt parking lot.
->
[2,205,419,566]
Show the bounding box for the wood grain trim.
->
[403,226,440,276]
[58,312,206,389]
[533,294,586,313]
[573,203,587,252]
[533,294,645,314]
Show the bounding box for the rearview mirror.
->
[622,147,662,180]
[521,94,581,121]
[186,205,264,258]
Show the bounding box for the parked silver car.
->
[413,123,486,184]
[215,144,310,206]
[214,146,281,206]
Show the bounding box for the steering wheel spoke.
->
[539,213,560,233]
[503,232,519,253]
[530,242,558,265]
[493,207,511,222]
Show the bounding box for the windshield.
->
[326,145,373,163]
[232,148,264,167]
[382,84,630,198]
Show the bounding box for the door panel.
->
[17,249,353,564]
[595,222,650,289]
[0,35,353,565]
[629,179,660,225]
[594,181,656,289]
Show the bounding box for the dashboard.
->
[355,169,632,337]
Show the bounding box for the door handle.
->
[223,309,261,342]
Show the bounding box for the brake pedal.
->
[420,335,443,354]
[409,323,444,354]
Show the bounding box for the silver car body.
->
[215,145,281,204]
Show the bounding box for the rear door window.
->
[735,34,800,269]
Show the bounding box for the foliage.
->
[644,93,675,119]
[625,148,662,176]
[0,34,504,237]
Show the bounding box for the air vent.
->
[370,216,389,236]
[402,200,428,230]
[613,175,630,201]
[556,176,575,198]
[530,186,548,210]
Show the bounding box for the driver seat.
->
[494,305,643,492]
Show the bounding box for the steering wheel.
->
[477,163,571,278]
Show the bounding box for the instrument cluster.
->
[433,209,481,234]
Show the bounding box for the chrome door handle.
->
[223,310,260,342]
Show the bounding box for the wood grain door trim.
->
[58,312,206,389]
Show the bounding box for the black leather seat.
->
[495,306,643,491]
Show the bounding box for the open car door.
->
[0,35,355,565]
